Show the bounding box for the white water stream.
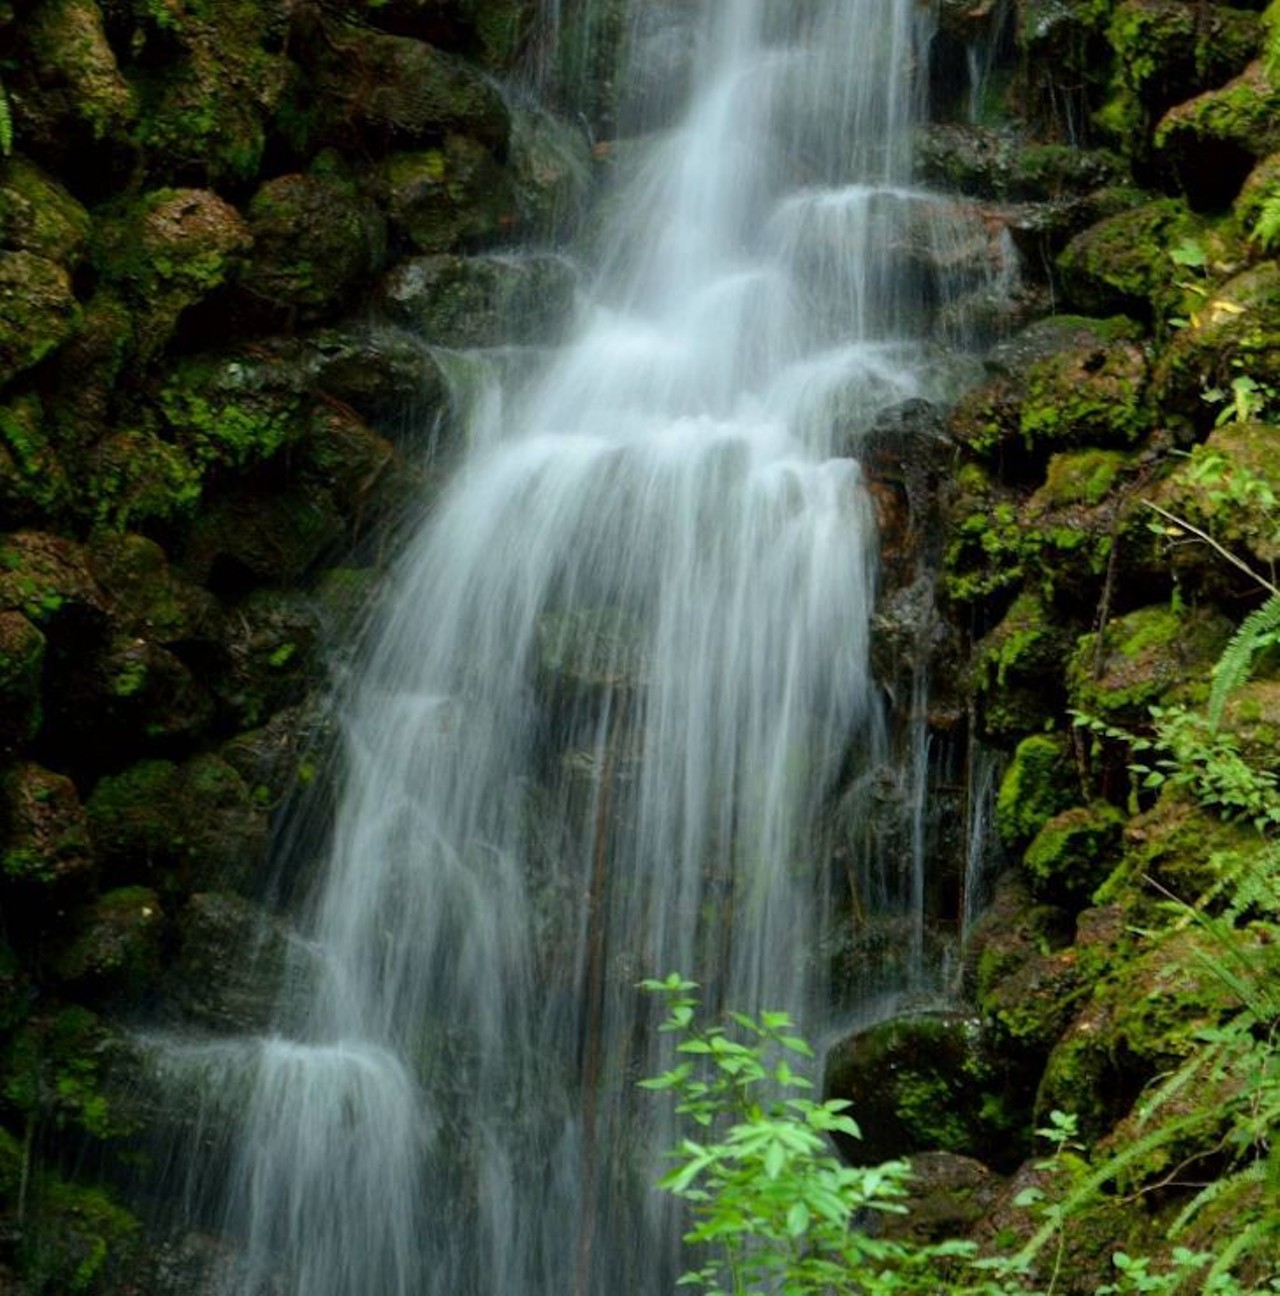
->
[168,3,1009,1293]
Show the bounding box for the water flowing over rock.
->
[137,4,1008,1295]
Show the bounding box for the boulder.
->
[0,761,94,897]
[0,249,81,383]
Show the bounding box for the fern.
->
[1251,193,1280,253]
[1209,592,1280,730]
[0,76,10,158]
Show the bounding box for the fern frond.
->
[0,77,10,158]
[1167,1161,1265,1237]
[1209,592,1280,730]
[1252,193,1280,253]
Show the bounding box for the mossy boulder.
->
[1017,336,1151,452]
[127,0,291,187]
[971,591,1074,741]
[938,460,1026,606]
[381,251,579,348]
[994,732,1078,851]
[383,137,517,254]
[1099,0,1260,154]
[306,25,511,157]
[1152,262,1280,431]
[1101,790,1270,907]
[1022,800,1127,903]
[87,533,217,645]
[824,1010,1023,1169]
[51,885,164,1003]
[0,532,106,633]
[0,762,93,900]
[157,349,308,474]
[80,426,204,531]
[0,250,81,384]
[85,753,268,895]
[1155,61,1280,210]
[92,188,252,362]
[1067,603,1233,727]
[0,155,92,264]
[508,106,592,243]
[1149,422,1280,583]
[240,171,387,321]
[0,393,72,524]
[1035,925,1279,1136]
[1055,198,1206,323]
[1013,0,1115,139]
[0,611,45,753]
[165,890,305,1032]
[21,0,138,158]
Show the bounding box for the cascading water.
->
[158,3,1010,1293]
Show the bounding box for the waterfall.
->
[161,3,1007,1293]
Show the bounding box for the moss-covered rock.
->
[22,0,138,152]
[1055,198,1207,323]
[1018,335,1151,451]
[0,762,94,895]
[0,532,106,631]
[971,591,1074,741]
[87,533,217,645]
[824,1010,1024,1169]
[0,250,81,384]
[157,349,307,474]
[92,187,252,362]
[84,753,268,895]
[1098,0,1261,156]
[383,136,517,255]
[508,105,592,243]
[1152,261,1280,432]
[939,460,1026,606]
[240,170,387,321]
[1023,800,1127,903]
[1155,61,1280,210]
[127,0,290,187]
[0,610,45,753]
[304,25,511,157]
[1067,603,1233,727]
[0,393,72,524]
[1014,0,1116,140]
[80,426,204,531]
[994,732,1078,851]
[1035,925,1279,1136]
[14,1174,141,1295]
[0,155,92,264]
[380,251,579,348]
[51,885,164,1003]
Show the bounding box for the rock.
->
[20,0,137,162]
[240,171,388,321]
[92,188,252,362]
[0,611,45,753]
[306,26,511,156]
[80,427,204,531]
[380,251,579,348]
[1153,262,1280,432]
[0,249,81,383]
[0,392,72,524]
[0,155,92,264]
[994,732,1078,851]
[1099,0,1260,155]
[87,533,219,645]
[509,106,592,243]
[128,0,291,187]
[1066,603,1232,728]
[1155,61,1280,210]
[85,753,268,895]
[165,891,302,1032]
[0,761,94,897]
[879,1151,1004,1244]
[1055,198,1206,322]
[1022,801,1127,904]
[970,590,1073,741]
[51,885,165,1003]
[0,531,106,633]
[823,1009,1024,1170]
[383,137,516,254]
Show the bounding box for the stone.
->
[380,251,579,348]
[0,155,92,264]
[0,249,81,383]
[52,885,165,1002]
[0,761,94,896]
[0,610,45,753]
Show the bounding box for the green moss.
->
[0,394,70,522]
[0,156,92,264]
[20,1175,140,1295]
[1035,449,1133,508]
[941,501,1025,605]
[995,733,1079,850]
[1067,604,1232,725]
[1023,801,1127,903]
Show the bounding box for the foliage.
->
[0,75,11,157]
